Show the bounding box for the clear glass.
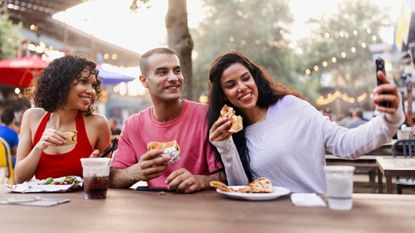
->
[324,166,355,210]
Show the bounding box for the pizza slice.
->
[244,177,273,193]
[62,130,77,145]
[220,104,243,133]
[210,177,273,193]
[209,181,235,192]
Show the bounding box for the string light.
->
[357,92,367,102]
[303,29,376,75]
[316,90,368,106]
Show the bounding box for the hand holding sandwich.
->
[131,149,172,181]
[35,128,77,150]
[209,105,243,142]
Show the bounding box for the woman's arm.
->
[15,109,45,183]
[322,92,404,158]
[210,138,249,185]
[209,117,249,185]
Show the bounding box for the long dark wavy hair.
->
[28,55,102,116]
[207,51,302,181]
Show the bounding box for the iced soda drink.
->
[80,158,111,200]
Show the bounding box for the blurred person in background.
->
[346,108,368,129]
[321,107,333,121]
[109,118,122,135]
[0,107,19,167]
[15,55,111,183]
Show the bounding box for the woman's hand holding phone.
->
[373,58,400,115]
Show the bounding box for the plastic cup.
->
[324,165,355,210]
[80,158,111,200]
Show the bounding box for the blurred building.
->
[0,0,150,126]
[1,0,139,66]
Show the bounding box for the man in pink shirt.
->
[110,48,225,193]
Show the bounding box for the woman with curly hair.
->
[207,51,404,193]
[15,55,111,183]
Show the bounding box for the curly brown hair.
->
[28,55,102,116]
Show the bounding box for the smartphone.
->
[375,57,391,108]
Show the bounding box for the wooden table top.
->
[376,158,415,171]
[1,189,415,233]
[326,154,391,161]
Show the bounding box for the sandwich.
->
[62,130,77,145]
[147,140,180,165]
[220,104,243,133]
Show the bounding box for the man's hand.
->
[165,168,203,193]
[131,149,171,181]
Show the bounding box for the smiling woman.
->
[207,51,404,193]
[14,55,111,184]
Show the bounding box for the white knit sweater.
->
[212,95,404,193]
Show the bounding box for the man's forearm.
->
[196,170,226,190]
[109,167,139,188]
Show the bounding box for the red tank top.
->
[33,111,94,179]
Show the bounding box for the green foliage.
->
[0,13,22,59]
[298,0,391,93]
[192,0,304,98]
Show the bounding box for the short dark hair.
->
[207,51,302,181]
[139,47,177,76]
[1,107,15,125]
[28,55,102,116]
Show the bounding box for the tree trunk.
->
[165,0,194,100]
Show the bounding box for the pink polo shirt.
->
[111,100,222,187]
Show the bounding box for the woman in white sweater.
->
[207,51,404,193]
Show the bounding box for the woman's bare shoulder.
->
[84,113,108,126]
[22,108,46,120]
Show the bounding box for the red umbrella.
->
[0,56,48,88]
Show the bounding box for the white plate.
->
[216,186,290,201]
[7,176,83,193]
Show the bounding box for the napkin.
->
[290,193,327,207]
[0,197,70,207]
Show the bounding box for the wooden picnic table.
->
[325,154,391,192]
[1,189,415,233]
[376,157,415,193]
